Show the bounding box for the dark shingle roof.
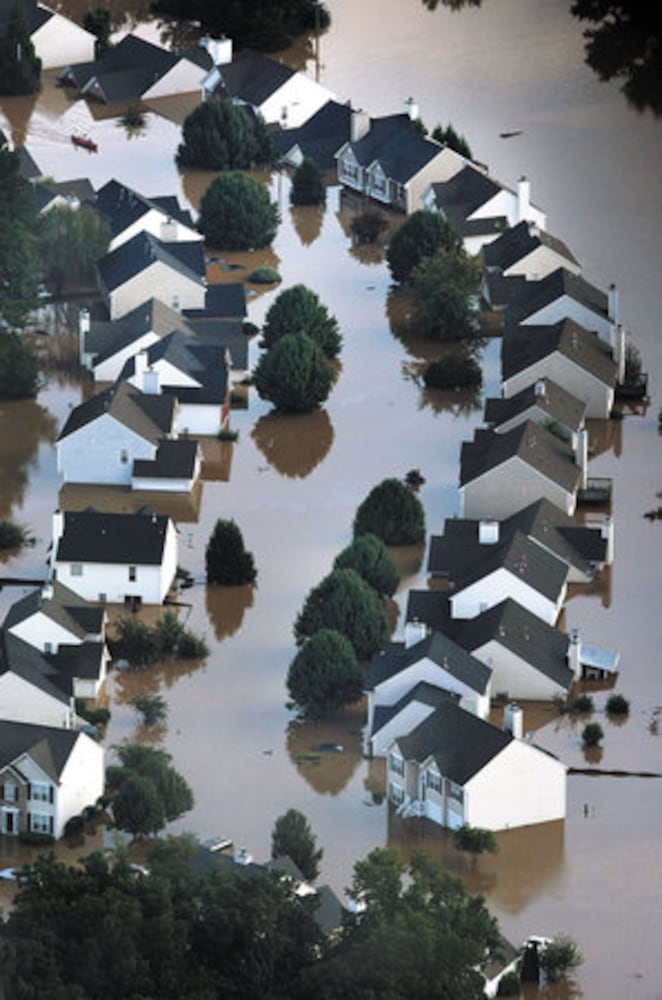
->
[429,165,503,230]
[86,298,187,366]
[183,282,247,320]
[396,701,513,784]
[459,421,580,493]
[47,641,105,682]
[3,581,104,639]
[484,378,586,433]
[132,438,199,479]
[0,718,80,781]
[0,631,72,702]
[95,180,196,240]
[483,220,579,273]
[57,379,175,442]
[454,598,575,689]
[346,113,444,183]
[272,99,351,168]
[505,267,608,328]
[372,682,458,738]
[97,231,205,293]
[121,332,229,406]
[365,630,491,695]
[212,49,295,107]
[55,507,171,565]
[501,318,618,386]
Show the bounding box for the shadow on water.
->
[0,399,58,518]
[289,203,325,247]
[205,583,256,641]
[251,409,334,479]
[286,703,364,796]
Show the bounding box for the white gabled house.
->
[364,626,492,756]
[94,180,201,252]
[385,699,566,831]
[5,0,96,70]
[484,377,586,445]
[506,267,619,345]
[0,720,104,839]
[50,507,178,606]
[0,632,78,729]
[482,219,580,308]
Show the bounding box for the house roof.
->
[405,590,453,634]
[55,507,171,565]
[429,165,505,231]
[484,377,586,433]
[0,718,82,782]
[483,219,579,272]
[0,630,72,703]
[184,282,247,321]
[271,99,352,168]
[459,420,581,493]
[57,379,175,443]
[365,630,491,695]
[3,580,105,640]
[395,700,513,785]
[371,682,458,740]
[501,318,618,386]
[97,231,205,294]
[441,527,569,605]
[15,144,42,180]
[121,332,230,405]
[86,297,188,366]
[505,267,609,328]
[453,598,575,690]
[211,49,295,107]
[95,179,197,241]
[33,177,97,213]
[48,641,106,682]
[429,497,606,580]
[345,113,445,184]
[132,437,200,479]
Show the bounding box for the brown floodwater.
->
[1,2,662,995]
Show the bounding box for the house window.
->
[120,449,129,464]
[389,782,405,806]
[30,813,52,835]
[30,782,50,802]
[70,563,83,577]
[426,770,442,794]
[128,565,137,582]
[98,593,107,603]
[388,753,405,777]
[448,781,464,803]
[44,641,53,654]
[3,783,16,802]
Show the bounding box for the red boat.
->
[71,134,98,153]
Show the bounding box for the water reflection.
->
[251,409,334,478]
[0,399,58,518]
[205,583,255,641]
[286,705,363,795]
[289,203,325,246]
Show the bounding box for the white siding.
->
[450,567,563,625]
[503,245,581,280]
[260,76,334,128]
[7,611,80,653]
[142,59,207,100]
[465,739,566,831]
[55,733,105,838]
[471,639,570,701]
[502,356,614,419]
[520,294,611,342]
[174,402,223,436]
[57,414,156,485]
[0,674,74,729]
[471,190,547,230]
[32,13,95,69]
[460,456,576,520]
[109,211,200,253]
[90,332,160,382]
[107,263,205,319]
[371,702,437,757]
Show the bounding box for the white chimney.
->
[478,520,500,545]
[608,282,619,324]
[52,509,64,544]
[350,107,370,143]
[41,582,54,602]
[79,307,90,336]
[405,96,419,121]
[200,35,233,66]
[516,175,531,223]
[527,219,540,240]
[575,426,588,490]
[613,323,626,384]
[534,378,546,399]
[142,366,160,396]
[404,619,427,649]
[503,702,523,739]
[234,846,252,866]
[600,516,614,566]
[567,627,582,680]
[134,349,148,381]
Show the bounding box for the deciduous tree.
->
[271,808,323,881]
[386,209,462,283]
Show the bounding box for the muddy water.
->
[1,1,662,995]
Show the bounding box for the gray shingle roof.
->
[57,379,175,443]
[484,378,586,432]
[120,332,229,406]
[505,267,608,328]
[271,99,351,168]
[372,682,458,738]
[55,507,171,565]
[459,421,581,493]
[95,180,196,240]
[211,49,295,106]
[483,220,579,272]
[184,282,247,320]
[0,631,72,702]
[0,719,81,781]
[86,298,187,366]
[429,165,503,230]
[365,630,491,695]
[395,700,513,784]
[48,641,106,682]
[132,438,199,479]
[501,318,618,385]
[3,581,105,639]
[97,231,205,294]
[345,113,444,184]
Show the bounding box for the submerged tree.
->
[0,0,41,95]
[253,331,334,413]
[333,533,400,598]
[176,101,273,170]
[271,808,323,881]
[290,156,326,206]
[409,251,482,341]
[294,568,389,660]
[37,203,111,295]
[386,209,462,283]
[353,477,426,546]
[197,171,280,250]
[0,331,39,398]
[261,284,342,358]
[287,628,363,719]
[206,518,257,585]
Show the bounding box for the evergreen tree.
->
[409,251,482,341]
[0,331,39,398]
[261,284,341,358]
[287,628,363,718]
[294,568,389,660]
[0,0,41,96]
[271,808,323,881]
[206,518,257,585]
[431,122,473,159]
[290,156,326,206]
[176,101,273,170]
[253,331,334,413]
[197,171,280,250]
[333,532,400,597]
[386,209,462,283]
[353,478,426,546]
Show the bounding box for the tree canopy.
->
[409,250,482,340]
[333,532,400,598]
[271,808,323,881]
[253,330,334,413]
[0,0,41,95]
[287,627,363,718]
[0,132,40,329]
[205,517,257,585]
[0,331,39,398]
[386,209,462,283]
[37,203,111,295]
[294,568,389,660]
[290,156,326,206]
[261,284,342,358]
[197,171,280,250]
[353,477,426,546]
[176,100,273,170]
[108,744,193,837]
[430,122,473,159]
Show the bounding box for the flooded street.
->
[1,0,662,995]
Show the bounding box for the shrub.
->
[110,617,158,668]
[496,970,521,996]
[153,610,184,656]
[423,354,482,389]
[248,266,281,284]
[19,831,55,846]
[0,519,26,549]
[176,631,209,659]
[606,693,630,715]
[582,722,604,747]
[452,824,498,858]
[350,209,389,244]
[76,703,111,729]
[539,934,583,983]
[63,814,85,838]
[570,694,594,714]
[131,693,167,726]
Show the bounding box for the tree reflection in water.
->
[205,582,255,641]
[290,203,325,247]
[251,408,334,478]
[286,704,364,796]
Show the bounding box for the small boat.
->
[499,130,523,139]
[71,134,98,153]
